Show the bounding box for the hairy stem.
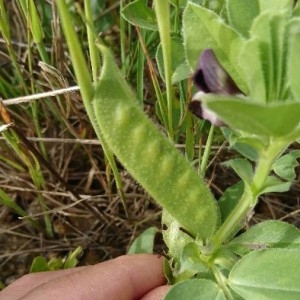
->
[211,138,288,252]
[154,0,174,140]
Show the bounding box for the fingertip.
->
[141,285,171,300]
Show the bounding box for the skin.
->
[0,254,170,300]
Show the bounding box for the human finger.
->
[10,254,166,300]
[141,285,171,300]
[0,266,87,300]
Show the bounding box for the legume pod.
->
[92,46,220,239]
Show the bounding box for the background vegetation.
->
[0,0,299,287]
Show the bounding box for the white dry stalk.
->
[0,122,13,132]
[2,86,80,106]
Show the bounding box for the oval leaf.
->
[259,0,293,13]
[272,150,300,181]
[259,175,291,194]
[30,256,50,273]
[203,95,300,138]
[229,248,300,299]
[219,181,244,223]
[229,220,300,256]
[127,227,157,254]
[156,37,191,84]
[223,158,253,184]
[165,279,226,300]
[121,0,158,31]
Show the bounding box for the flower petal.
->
[193,49,241,95]
[189,92,225,127]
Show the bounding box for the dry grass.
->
[0,0,164,284]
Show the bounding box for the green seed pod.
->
[93,45,220,240]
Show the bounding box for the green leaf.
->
[223,158,253,184]
[229,137,264,161]
[238,35,267,103]
[293,5,300,17]
[47,257,64,270]
[238,11,290,103]
[221,128,260,161]
[183,2,248,93]
[169,0,188,7]
[164,278,226,300]
[177,242,209,280]
[121,0,158,31]
[272,150,300,181]
[259,0,293,13]
[162,210,193,262]
[259,175,291,194]
[154,94,184,134]
[169,0,210,8]
[156,36,191,84]
[165,240,212,283]
[0,189,28,217]
[17,0,45,44]
[228,220,300,256]
[203,95,300,138]
[226,0,259,37]
[64,246,83,269]
[0,0,11,40]
[219,181,244,223]
[30,256,51,273]
[93,46,220,239]
[229,248,300,299]
[172,63,192,84]
[127,227,157,254]
[287,18,300,100]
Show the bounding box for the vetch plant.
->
[57,0,300,299]
[189,48,243,126]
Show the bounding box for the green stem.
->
[135,27,168,127]
[210,264,234,300]
[85,0,100,82]
[200,125,214,175]
[173,0,180,33]
[250,139,286,196]
[56,1,93,103]
[136,29,146,106]
[154,0,174,140]
[119,0,127,74]
[36,43,50,64]
[211,139,288,252]
[212,185,253,253]
[56,1,129,218]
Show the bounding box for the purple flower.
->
[189,49,242,126]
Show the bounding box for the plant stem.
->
[250,139,286,196]
[136,29,146,106]
[85,0,100,83]
[210,264,234,300]
[200,125,214,175]
[56,1,93,103]
[56,1,129,218]
[135,27,168,126]
[211,139,288,252]
[154,0,174,140]
[119,0,127,74]
[211,184,253,253]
